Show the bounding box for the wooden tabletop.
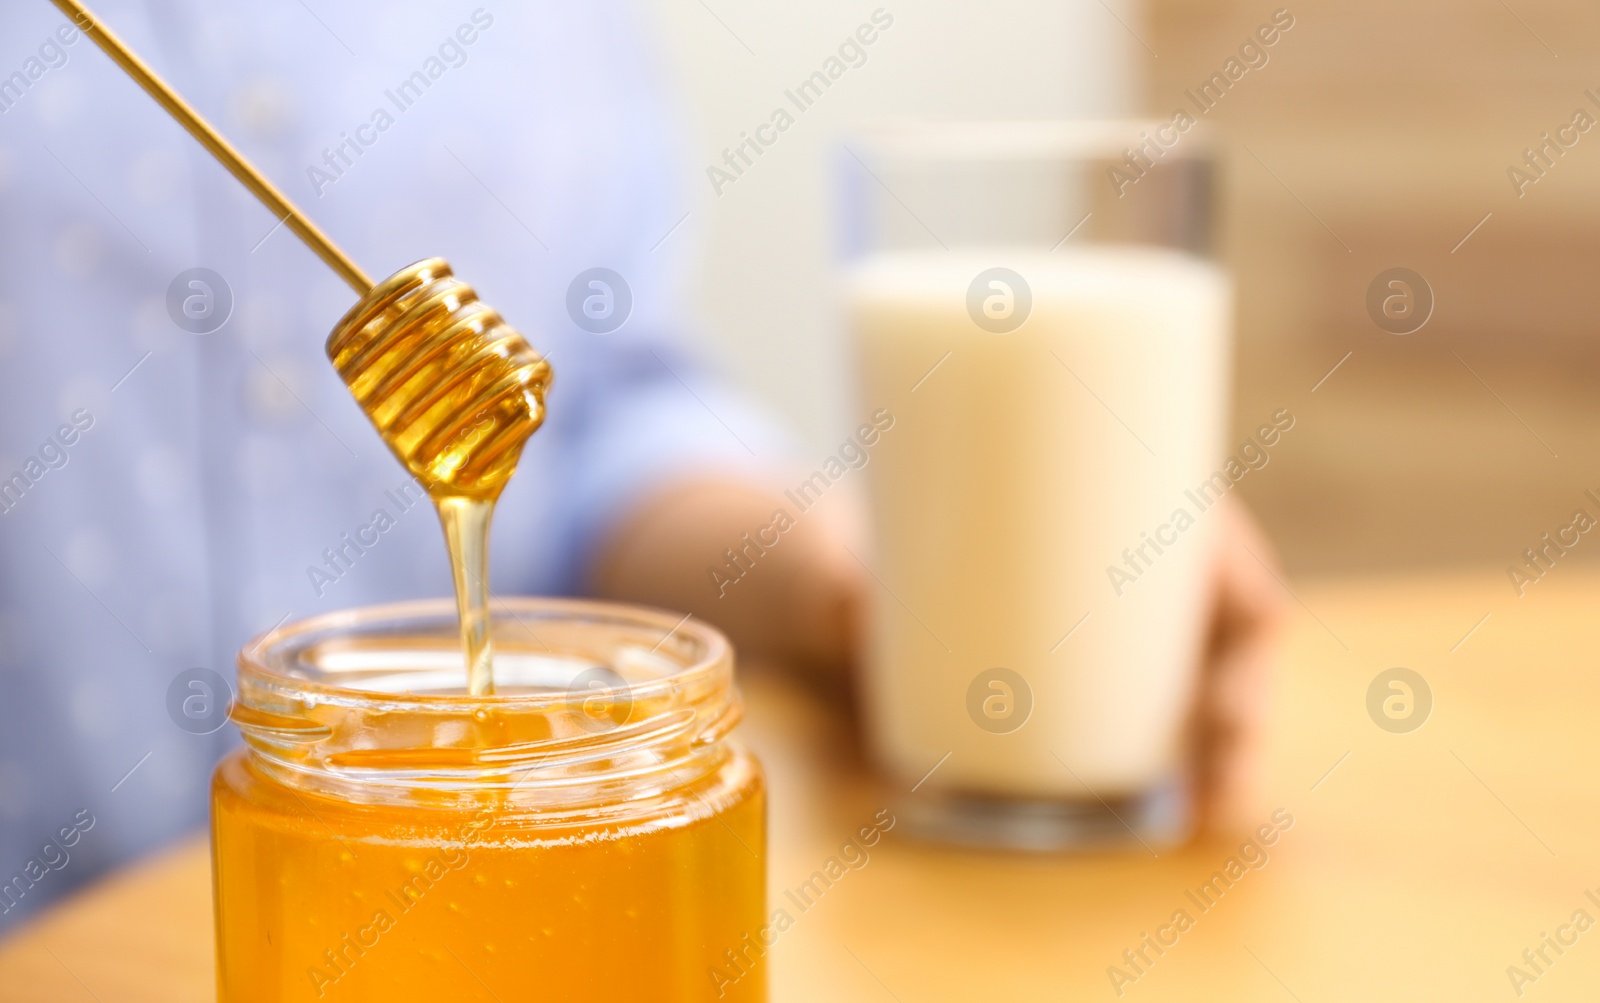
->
[2,568,1595,1001]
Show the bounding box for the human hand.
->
[1187,495,1285,838]
[586,474,865,684]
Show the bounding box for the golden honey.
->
[213,599,767,1001]
[326,258,552,695]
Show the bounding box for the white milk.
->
[849,246,1230,799]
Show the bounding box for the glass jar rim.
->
[231,598,740,811]
[845,117,1216,164]
[238,596,730,708]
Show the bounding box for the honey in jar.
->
[212,598,767,1001]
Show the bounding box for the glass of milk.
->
[841,121,1229,849]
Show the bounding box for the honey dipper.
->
[51,0,552,695]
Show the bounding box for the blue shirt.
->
[0,0,780,927]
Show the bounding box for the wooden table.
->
[3,569,1595,1001]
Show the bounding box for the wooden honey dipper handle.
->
[48,0,374,294]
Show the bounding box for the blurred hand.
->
[1188,495,1285,838]
[589,477,1282,838]
[586,474,865,686]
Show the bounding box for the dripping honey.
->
[325,258,551,695]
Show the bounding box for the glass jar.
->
[212,598,767,1001]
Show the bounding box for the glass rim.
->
[844,117,1216,164]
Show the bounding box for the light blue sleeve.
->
[344,0,798,594]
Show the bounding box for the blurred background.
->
[4,2,1600,999]
[648,0,1600,576]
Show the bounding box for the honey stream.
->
[326,259,552,695]
[436,496,494,695]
